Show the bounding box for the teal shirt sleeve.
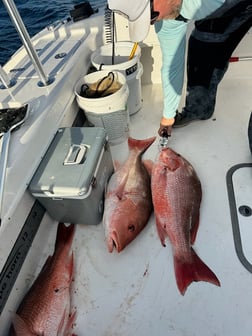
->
[181,0,225,20]
[155,19,187,119]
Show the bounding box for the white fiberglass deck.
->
[3,62,252,336]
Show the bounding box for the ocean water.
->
[0,0,106,65]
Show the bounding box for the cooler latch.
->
[63,144,88,165]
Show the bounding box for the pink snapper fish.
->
[103,136,156,252]
[11,223,76,335]
[151,147,221,295]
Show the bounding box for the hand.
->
[154,0,182,20]
[158,117,175,137]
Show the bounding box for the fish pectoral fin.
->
[155,217,166,247]
[115,173,130,200]
[58,309,77,336]
[190,213,200,244]
[57,307,70,335]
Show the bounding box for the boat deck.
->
[0,8,252,335]
[69,67,252,335]
[6,67,252,336]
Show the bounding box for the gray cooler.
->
[29,127,114,224]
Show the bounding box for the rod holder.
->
[0,65,16,89]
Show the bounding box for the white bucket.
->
[91,41,143,115]
[75,70,129,145]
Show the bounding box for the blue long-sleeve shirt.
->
[154,0,225,119]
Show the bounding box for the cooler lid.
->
[29,127,107,198]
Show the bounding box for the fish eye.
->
[128,224,135,232]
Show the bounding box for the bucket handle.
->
[98,63,104,71]
[96,71,115,94]
[80,71,116,98]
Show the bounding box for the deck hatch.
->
[226,163,252,273]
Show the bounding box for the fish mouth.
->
[108,231,121,253]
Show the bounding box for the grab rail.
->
[2,0,53,86]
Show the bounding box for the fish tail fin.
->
[128,136,156,154]
[174,248,221,295]
[55,223,75,250]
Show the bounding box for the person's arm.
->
[155,19,187,134]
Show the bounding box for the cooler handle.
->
[63,144,88,165]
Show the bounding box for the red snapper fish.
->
[151,147,220,295]
[103,136,156,253]
[11,223,76,336]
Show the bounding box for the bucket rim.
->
[74,71,129,113]
[91,41,141,71]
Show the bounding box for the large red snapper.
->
[11,223,76,336]
[103,136,156,253]
[151,148,220,295]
